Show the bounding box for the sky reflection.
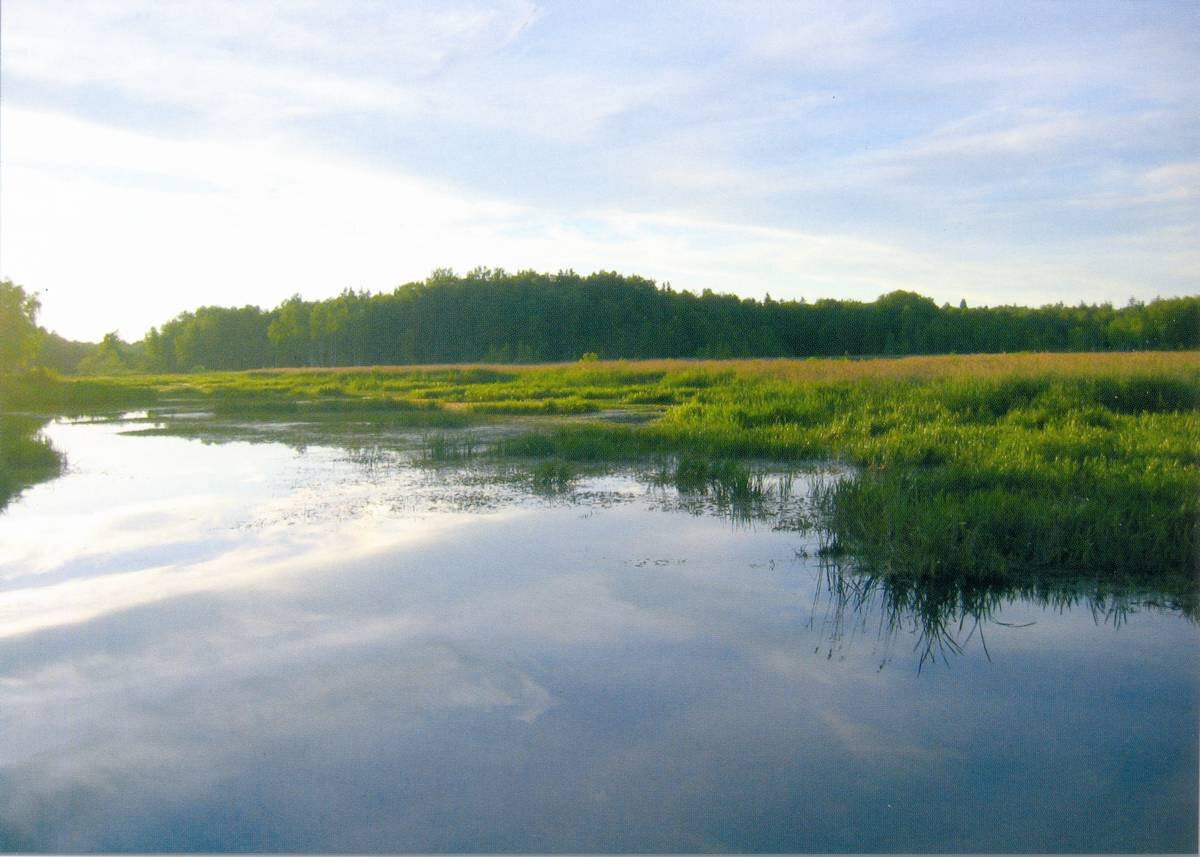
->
[0,418,1195,852]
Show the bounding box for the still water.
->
[0,416,1196,852]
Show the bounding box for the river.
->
[0,415,1195,852]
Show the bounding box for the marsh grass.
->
[420,433,479,463]
[467,397,600,415]
[207,385,465,419]
[0,368,158,414]
[529,460,577,493]
[666,456,769,503]
[29,352,1200,579]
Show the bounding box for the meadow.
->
[2,352,1197,579]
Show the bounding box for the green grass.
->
[664,456,770,503]
[529,460,577,493]
[0,368,158,413]
[419,433,480,463]
[9,353,1200,579]
[467,397,600,415]
[645,373,1199,577]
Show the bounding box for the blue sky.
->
[1,1,1197,341]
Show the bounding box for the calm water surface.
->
[0,416,1196,852]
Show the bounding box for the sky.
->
[1,1,1197,342]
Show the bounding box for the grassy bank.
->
[7,353,1199,578]
[0,368,159,414]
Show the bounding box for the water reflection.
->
[809,563,1198,672]
[0,414,60,513]
[0,416,1195,852]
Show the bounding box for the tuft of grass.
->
[668,456,768,503]
[420,433,478,463]
[529,460,576,493]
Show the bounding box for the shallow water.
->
[0,416,1196,852]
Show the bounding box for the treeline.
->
[9,272,1200,374]
[142,270,1200,372]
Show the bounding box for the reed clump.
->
[529,460,577,493]
[420,433,479,463]
[667,456,769,503]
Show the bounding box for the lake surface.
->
[0,415,1196,852]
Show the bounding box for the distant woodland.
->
[6,271,1200,374]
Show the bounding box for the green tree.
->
[267,296,313,366]
[78,332,133,374]
[127,271,1200,369]
[0,279,42,374]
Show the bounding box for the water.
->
[0,416,1196,852]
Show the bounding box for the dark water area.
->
[0,416,1196,852]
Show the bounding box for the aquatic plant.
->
[529,460,576,493]
[420,433,478,463]
[667,456,769,504]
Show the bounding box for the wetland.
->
[0,354,1197,851]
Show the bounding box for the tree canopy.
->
[0,280,43,375]
[139,271,1198,372]
[17,270,1200,373]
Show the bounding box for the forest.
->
[5,271,1197,375]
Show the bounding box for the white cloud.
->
[3,0,539,130]
[5,105,1195,340]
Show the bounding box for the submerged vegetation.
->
[2,352,1197,582]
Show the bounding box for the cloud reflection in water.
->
[0,418,1195,852]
